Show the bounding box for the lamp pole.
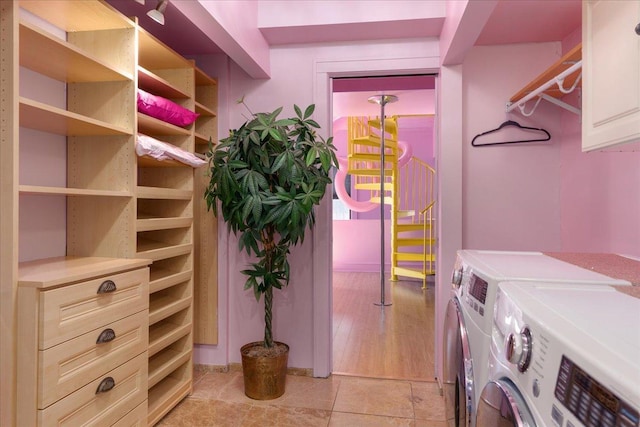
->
[368,94,398,307]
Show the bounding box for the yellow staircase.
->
[346,116,436,288]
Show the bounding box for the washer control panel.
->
[461,273,489,317]
[468,274,488,305]
[554,355,639,427]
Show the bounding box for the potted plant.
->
[204,99,338,399]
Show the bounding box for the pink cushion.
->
[137,88,199,127]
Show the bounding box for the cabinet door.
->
[582,0,640,151]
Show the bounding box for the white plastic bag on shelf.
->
[135,134,206,167]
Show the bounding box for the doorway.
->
[330,75,438,381]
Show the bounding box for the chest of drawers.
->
[18,257,151,427]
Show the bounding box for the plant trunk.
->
[264,286,274,348]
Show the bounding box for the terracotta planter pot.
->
[240,341,289,400]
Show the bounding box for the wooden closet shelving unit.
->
[1,1,220,425]
[16,1,137,256]
[193,67,219,345]
[135,27,196,426]
[6,1,151,425]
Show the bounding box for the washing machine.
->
[477,281,640,427]
[443,250,632,427]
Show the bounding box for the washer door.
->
[476,380,536,427]
[443,297,474,427]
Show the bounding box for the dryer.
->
[443,250,631,427]
[477,281,640,427]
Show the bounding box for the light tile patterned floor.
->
[157,370,446,426]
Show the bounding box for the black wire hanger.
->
[471,120,551,147]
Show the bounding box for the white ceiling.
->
[106,0,582,58]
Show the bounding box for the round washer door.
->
[476,380,536,427]
[443,297,474,427]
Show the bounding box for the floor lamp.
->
[368,94,398,307]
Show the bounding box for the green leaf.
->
[305,147,318,166]
[269,127,283,142]
[274,118,296,127]
[305,119,320,128]
[271,152,288,173]
[304,104,315,119]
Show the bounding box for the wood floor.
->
[332,271,437,382]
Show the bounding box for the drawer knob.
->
[96,377,115,394]
[96,328,116,344]
[97,280,117,294]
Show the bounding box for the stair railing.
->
[420,200,436,288]
[397,156,435,222]
[395,156,436,286]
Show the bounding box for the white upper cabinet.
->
[582,0,640,151]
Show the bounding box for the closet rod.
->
[506,60,582,115]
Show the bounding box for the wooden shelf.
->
[19,185,131,197]
[147,375,191,426]
[195,132,215,146]
[137,155,191,168]
[510,44,582,103]
[136,239,192,262]
[149,269,192,294]
[20,97,132,136]
[20,22,132,83]
[137,186,192,200]
[195,67,217,86]
[138,67,189,99]
[18,256,150,289]
[147,347,191,389]
[19,1,134,32]
[137,113,191,137]
[136,216,192,233]
[194,101,216,117]
[149,322,191,357]
[149,295,191,326]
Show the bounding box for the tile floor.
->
[157,370,447,426]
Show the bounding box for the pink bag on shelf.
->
[137,88,199,127]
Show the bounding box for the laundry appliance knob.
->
[505,327,532,373]
[451,267,464,289]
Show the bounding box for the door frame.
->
[311,55,450,377]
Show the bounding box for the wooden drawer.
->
[37,352,148,427]
[39,310,148,409]
[112,401,147,427]
[39,268,149,349]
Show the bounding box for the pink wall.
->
[557,29,640,257]
[193,38,440,373]
[559,114,640,257]
[462,42,564,251]
[333,220,391,272]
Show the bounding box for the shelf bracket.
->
[556,65,582,94]
[539,94,581,116]
[507,97,543,117]
[506,60,582,116]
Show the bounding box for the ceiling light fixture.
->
[147,0,168,25]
